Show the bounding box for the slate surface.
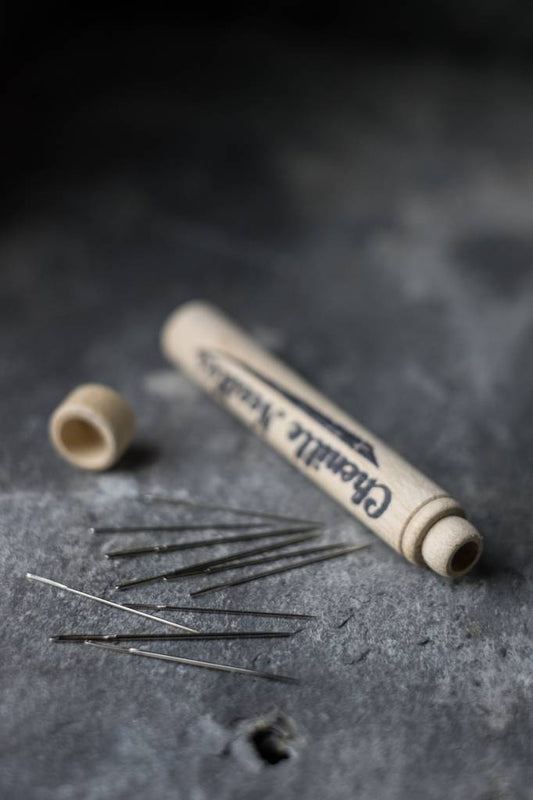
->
[1,28,532,800]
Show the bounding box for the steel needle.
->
[91,522,269,534]
[190,544,372,596]
[25,574,198,632]
[50,630,295,642]
[115,532,320,590]
[203,542,351,574]
[105,525,320,559]
[142,494,318,527]
[85,640,299,683]
[123,604,316,620]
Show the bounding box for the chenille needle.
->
[105,524,321,559]
[161,533,321,578]
[115,532,320,590]
[190,544,372,597]
[203,542,352,574]
[91,522,269,534]
[25,574,198,632]
[50,630,295,643]
[85,640,299,684]
[123,604,316,620]
[142,494,318,527]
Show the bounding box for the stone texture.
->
[1,28,532,800]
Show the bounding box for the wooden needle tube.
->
[161,301,482,578]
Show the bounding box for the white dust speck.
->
[93,474,139,500]
[143,369,198,400]
[251,325,287,352]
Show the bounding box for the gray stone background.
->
[1,11,533,799]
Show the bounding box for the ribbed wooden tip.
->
[421,516,482,578]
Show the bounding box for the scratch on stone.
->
[336,612,355,629]
[349,649,371,664]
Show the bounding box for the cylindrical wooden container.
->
[161,301,482,578]
[49,383,135,471]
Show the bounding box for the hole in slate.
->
[250,725,291,765]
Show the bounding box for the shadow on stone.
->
[114,442,160,471]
